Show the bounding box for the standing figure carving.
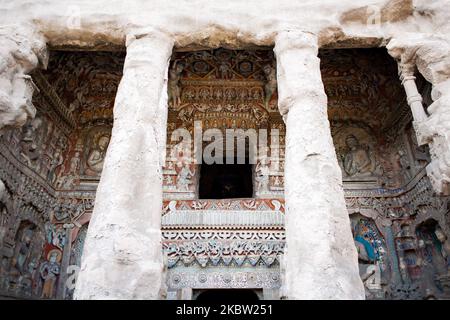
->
[19,116,43,167]
[47,146,64,185]
[255,156,270,193]
[10,227,34,275]
[263,64,277,108]
[8,225,40,295]
[39,249,61,299]
[176,163,195,191]
[218,62,232,79]
[168,61,184,108]
[69,151,81,175]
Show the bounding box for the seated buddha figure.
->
[343,134,376,177]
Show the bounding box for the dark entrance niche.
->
[195,289,260,301]
[199,159,253,199]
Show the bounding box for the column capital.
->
[386,36,420,68]
[125,27,174,48]
[274,30,325,117]
[122,28,174,73]
[397,61,416,84]
[274,30,318,56]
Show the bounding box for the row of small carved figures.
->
[181,86,265,102]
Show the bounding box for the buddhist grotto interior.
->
[0,43,449,300]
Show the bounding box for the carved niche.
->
[82,127,111,178]
[351,213,390,298]
[168,48,276,131]
[0,220,46,297]
[333,124,382,185]
[164,48,282,199]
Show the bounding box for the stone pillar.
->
[274,30,365,300]
[397,62,428,145]
[388,37,450,195]
[74,30,173,299]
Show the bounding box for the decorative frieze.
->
[162,199,284,231]
[164,239,284,268]
[167,265,281,290]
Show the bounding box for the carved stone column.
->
[274,30,365,300]
[388,37,450,195]
[397,62,428,145]
[74,31,173,299]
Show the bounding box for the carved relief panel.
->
[164,48,283,200]
[1,111,69,188]
[351,214,390,298]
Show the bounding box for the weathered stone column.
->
[388,37,450,195]
[74,30,173,299]
[274,30,365,300]
[397,62,428,145]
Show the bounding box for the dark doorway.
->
[196,289,260,301]
[199,161,253,199]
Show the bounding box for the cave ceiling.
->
[37,48,404,132]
